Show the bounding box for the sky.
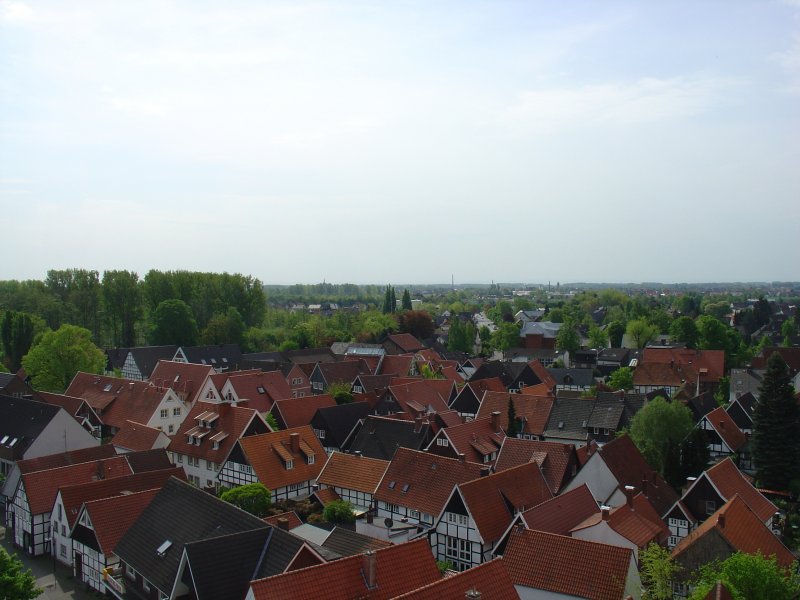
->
[1,0,798,285]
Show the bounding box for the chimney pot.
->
[465,588,482,599]
[457,453,465,463]
[624,485,635,508]
[362,550,377,589]
[601,506,610,521]
[276,517,289,531]
[491,410,500,430]
[289,432,300,453]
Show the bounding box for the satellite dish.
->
[384,518,394,528]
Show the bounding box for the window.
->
[314,428,326,440]
[353,386,363,393]
[285,459,294,470]
[307,455,315,465]
[447,512,468,526]
[173,407,181,416]
[384,503,398,512]
[238,464,253,474]
[446,537,471,561]
[61,524,65,536]
[668,535,680,547]
[411,510,420,519]
[705,501,716,516]
[176,454,183,464]
[58,505,62,520]
[126,564,137,580]
[168,424,174,434]
[160,409,168,418]
[143,579,151,593]
[436,438,448,446]
[60,544,67,558]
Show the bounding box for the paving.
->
[1,528,99,600]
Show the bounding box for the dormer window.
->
[307,454,315,465]
[285,459,294,470]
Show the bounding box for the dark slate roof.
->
[311,401,370,448]
[321,527,392,557]
[114,477,267,595]
[685,392,718,422]
[595,392,645,430]
[129,346,179,378]
[0,395,60,460]
[184,526,308,600]
[284,347,336,364]
[105,348,131,371]
[546,368,595,387]
[0,373,22,389]
[344,416,430,461]
[542,398,594,441]
[179,344,242,369]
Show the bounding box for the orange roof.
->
[81,488,159,554]
[518,382,554,396]
[317,452,389,494]
[168,401,263,464]
[704,407,747,452]
[642,348,725,383]
[111,420,166,452]
[272,394,336,428]
[388,380,453,415]
[148,360,215,403]
[378,355,415,376]
[390,557,519,600]
[477,391,554,436]
[312,486,341,505]
[632,362,698,392]
[225,370,293,411]
[263,511,303,530]
[704,458,777,522]
[459,462,553,544]
[521,484,600,536]
[435,416,504,464]
[248,537,440,600]
[495,437,577,494]
[672,495,794,567]
[574,493,668,548]
[37,391,86,416]
[528,360,556,389]
[386,333,426,353]
[465,377,506,396]
[21,455,131,515]
[239,426,326,492]
[375,448,483,516]
[504,529,635,600]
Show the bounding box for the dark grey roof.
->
[686,392,717,422]
[344,416,430,461]
[587,400,625,430]
[594,392,646,430]
[321,527,390,557]
[0,395,60,460]
[284,347,336,364]
[124,449,175,473]
[0,373,19,388]
[542,398,594,441]
[597,348,630,363]
[178,344,242,369]
[546,368,595,387]
[311,401,370,448]
[114,477,267,595]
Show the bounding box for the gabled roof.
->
[111,420,167,452]
[632,362,698,392]
[284,347,337,364]
[494,438,578,494]
[271,395,336,429]
[377,355,415,377]
[148,360,215,403]
[642,348,725,383]
[238,426,326,492]
[345,415,431,461]
[703,406,747,452]
[0,395,61,458]
[21,455,132,515]
[224,370,293,411]
[457,462,553,544]
[114,477,268,595]
[385,333,426,353]
[520,483,599,536]
[247,538,440,600]
[450,377,506,411]
[529,360,556,389]
[431,416,504,464]
[320,527,392,557]
[390,557,519,600]
[542,397,594,441]
[685,391,718,422]
[37,391,89,418]
[375,447,483,515]
[503,529,635,600]
[177,344,243,368]
[15,444,116,475]
[317,452,389,494]
[751,347,800,374]
[573,493,668,548]
[124,448,175,472]
[703,457,777,522]
[476,391,554,436]
[316,360,373,386]
[124,346,179,378]
[78,488,159,555]
[387,380,453,415]
[727,391,757,423]
[672,495,794,567]
[352,374,394,393]
[546,368,595,388]
[597,434,679,516]
[311,401,370,447]
[263,511,303,530]
[59,467,184,528]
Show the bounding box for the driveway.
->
[1,528,98,600]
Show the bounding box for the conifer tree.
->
[506,397,519,437]
[390,287,397,314]
[401,289,412,311]
[752,352,800,490]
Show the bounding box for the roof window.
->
[388,481,396,490]
[103,384,113,392]
[156,540,172,557]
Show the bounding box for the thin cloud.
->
[0,0,34,22]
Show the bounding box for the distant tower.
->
[452,274,454,290]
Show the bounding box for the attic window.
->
[8,437,18,447]
[174,375,180,383]
[103,384,113,392]
[388,481,396,490]
[558,421,564,430]
[257,386,266,394]
[156,540,172,557]
[222,358,228,363]
[0,436,7,445]
[201,359,207,364]
[401,483,410,493]
[211,358,217,364]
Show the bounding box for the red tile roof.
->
[312,486,341,506]
[504,529,636,600]
[111,421,166,452]
[271,394,336,429]
[574,493,668,548]
[263,511,303,530]
[248,537,440,600]
[317,360,372,387]
[434,416,505,464]
[387,380,453,415]
[632,362,698,393]
[81,488,159,554]
[317,452,389,494]
[463,377,507,398]
[704,407,747,452]
[148,360,215,403]
[375,448,483,515]
[224,370,293,411]
[378,355,415,377]
[390,557,519,600]
[386,333,426,353]
[703,581,736,600]
[37,391,86,416]
[459,462,553,544]
[239,426,327,492]
[16,445,116,475]
[672,495,794,567]
[704,457,777,522]
[477,392,554,436]
[642,348,725,384]
[21,455,132,515]
[521,484,600,536]
[518,382,555,397]
[495,437,577,494]
[529,360,556,389]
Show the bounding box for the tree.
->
[506,397,519,437]
[607,320,625,348]
[396,310,434,340]
[669,316,699,349]
[21,324,105,392]
[201,307,245,345]
[751,352,800,491]
[390,287,396,314]
[680,428,710,480]
[696,315,729,351]
[382,286,392,314]
[607,367,634,391]
[1,311,35,372]
[556,319,580,354]
[587,325,608,349]
[102,270,143,347]
[323,499,356,523]
[629,397,694,476]
[0,546,41,600]
[219,483,271,517]
[626,318,658,349]
[149,299,199,346]
[328,382,354,405]
[490,322,520,352]
[639,543,679,600]
[265,412,280,431]
[401,289,412,311]
[689,552,800,600]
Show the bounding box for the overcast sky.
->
[1,1,798,285]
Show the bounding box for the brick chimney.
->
[601,506,610,521]
[289,432,300,453]
[276,517,289,531]
[624,485,635,508]
[641,477,648,496]
[362,550,377,590]
[457,453,466,463]
[718,513,725,528]
[491,410,500,430]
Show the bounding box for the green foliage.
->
[436,560,453,574]
[102,270,143,347]
[401,289,412,311]
[220,483,272,517]
[607,367,634,391]
[265,412,280,431]
[448,318,476,354]
[1,311,36,372]
[556,318,580,354]
[626,318,658,349]
[629,397,694,476]
[689,552,800,600]
[490,322,520,352]
[382,285,396,314]
[0,546,41,600]
[606,320,625,348]
[22,324,105,392]
[322,499,356,523]
[149,299,199,346]
[507,397,519,438]
[201,307,245,345]
[752,352,800,491]
[587,325,608,349]
[669,316,699,349]
[396,310,434,340]
[639,543,679,600]
[328,382,354,404]
[46,268,102,339]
